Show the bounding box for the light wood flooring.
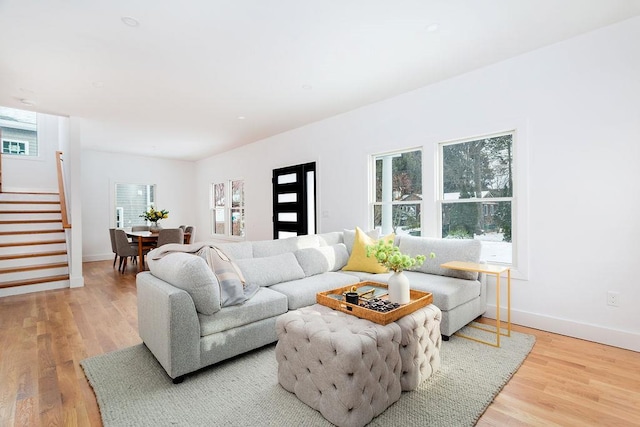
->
[0,260,638,426]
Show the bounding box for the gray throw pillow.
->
[235,252,305,287]
[295,244,350,276]
[148,252,221,315]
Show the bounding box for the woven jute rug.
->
[81,323,535,426]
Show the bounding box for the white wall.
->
[195,17,640,351]
[2,112,60,193]
[81,150,197,261]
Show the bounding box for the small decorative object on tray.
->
[360,298,400,313]
[316,281,433,325]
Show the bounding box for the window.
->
[114,183,156,227]
[439,132,514,264]
[371,149,422,236]
[211,179,245,238]
[0,106,38,157]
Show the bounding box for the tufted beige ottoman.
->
[275,304,442,426]
[276,304,403,427]
[395,303,442,390]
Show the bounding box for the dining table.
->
[126,230,191,272]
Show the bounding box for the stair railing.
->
[56,151,71,229]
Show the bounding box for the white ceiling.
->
[1,1,639,161]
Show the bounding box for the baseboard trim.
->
[485,304,640,352]
[83,254,114,263]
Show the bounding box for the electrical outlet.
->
[607,291,620,307]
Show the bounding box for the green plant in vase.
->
[366,237,435,304]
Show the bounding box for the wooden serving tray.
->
[316,281,433,325]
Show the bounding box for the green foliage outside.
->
[442,135,512,241]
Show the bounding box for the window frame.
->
[437,129,522,271]
[113,182,157,228]
[0,106,38,158]
[210,179,245,239]
[369,147,424,237]
[2,139,29,155]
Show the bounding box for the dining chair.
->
[114,229,138,273]
[129,224,150,247]
[156,228,185,248]
[109,228,118,268]
[179,225,187,231]
[184,225,195,243]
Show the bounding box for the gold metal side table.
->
[440,261,511,347]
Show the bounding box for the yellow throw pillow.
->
[342,227,395,273]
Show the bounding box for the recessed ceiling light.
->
[425,23,439,33]
[92,81,105,88]
[20,99,35,106]
[302,84,313,90]
[237,116,246,120]
[121,16,140,27]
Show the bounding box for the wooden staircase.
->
[0,192,70,293]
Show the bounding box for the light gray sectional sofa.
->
[136,231,485,382]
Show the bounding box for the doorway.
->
[272,162,316,239]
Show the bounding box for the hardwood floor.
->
[1,260,638,426]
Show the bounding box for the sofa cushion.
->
[198,287,289,336]
[213,241,253,260]
[269,272,361,310]
[403,271,481,311]
[252,235,320,258]
[343,228,380,254]
[343,227,394,274]
[346,271,481,311]
[147,252,221,315]
[397,236,481,280]
[295,243,349,276]
[317,231,343,246]
[235,252,306,287]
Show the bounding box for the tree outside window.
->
[440,133,513,264]
[371,149,422,236]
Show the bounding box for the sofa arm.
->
[136,272,201,379]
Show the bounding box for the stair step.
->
[0,193,60,202]
[0,274,70,289]
[0,239,67,248]
[0,262,68,274]
[0,229,64,236]
[0,219,61,224]
[0,213,62,221]
[0,210,62,214]
[1,265,69,282]
[0,250,67,261]
[0,200,60,205]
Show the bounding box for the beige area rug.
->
[81,323,535,426]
